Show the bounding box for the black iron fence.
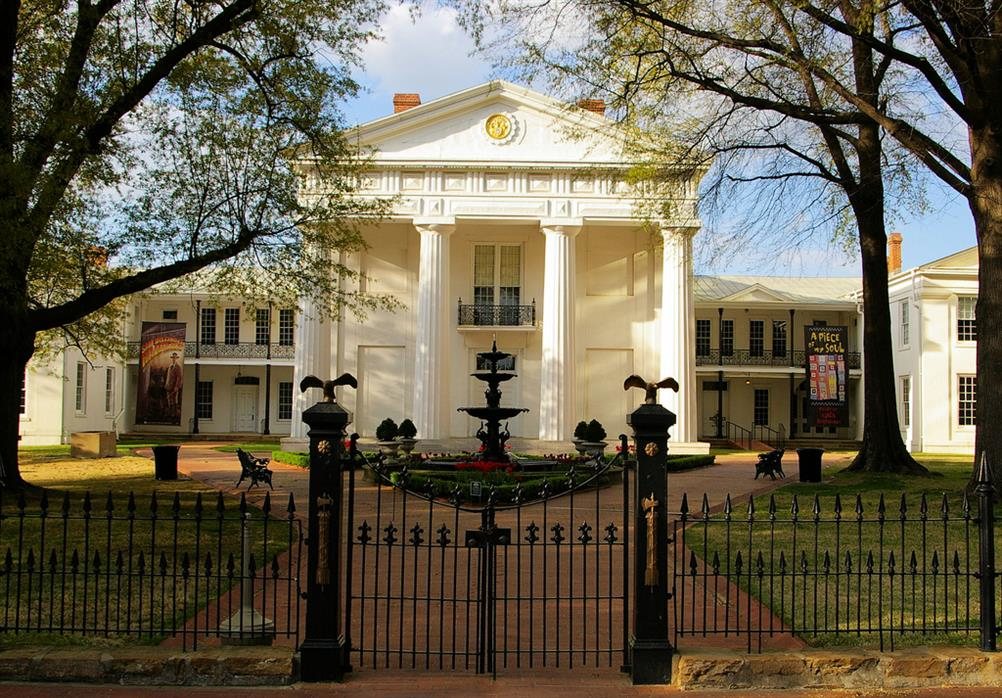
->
[669,483,995,653]
[343,448,631,675]
[0,489,302,650]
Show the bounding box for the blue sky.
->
[341,3,978,277]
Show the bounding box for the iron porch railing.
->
[696,349,862,369]
[458,300,536,328]
[126,341,295,361]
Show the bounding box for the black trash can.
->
[796,447,824,483]
[152,444,180,480]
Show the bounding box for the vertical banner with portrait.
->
[804,325,849,428]
[136,322,187,426]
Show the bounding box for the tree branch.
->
[30,226,260,332]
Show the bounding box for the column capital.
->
[413,217,456,234]
[539,218,583,236]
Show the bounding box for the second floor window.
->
[279,309,295,346]
[720,319,734,357]
[200,307,216,345]
[255,308,270,345]
[772,320,787,357]
[473,244,521,324]
[958,296,977,342]
[695,319,711,357]
[749,320,764,357]
[900,301,910,346]
[224,308,240,345]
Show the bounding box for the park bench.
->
[236,448,274,490]
[754,448,786,480]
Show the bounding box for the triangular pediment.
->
[921,246,978,271]
[352,81,628,167]
[720,283,789,303]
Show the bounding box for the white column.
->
[413,220,455,440]
[290,297,323,438]
[539,220,582,441]
[659,227,698,443]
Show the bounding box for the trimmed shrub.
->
[272,450,310,468]
[375,418,399,441]
[665,454,716,471]
[573,421,589,441]
[584,419,607,443]
[398,418,418,439]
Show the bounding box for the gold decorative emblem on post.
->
[315,495,333,586]
[317,439,332,455]
[485,113,512,140]
[642,492,660,587]
[644,442,659,457]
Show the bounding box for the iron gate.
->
[343,450,632,675]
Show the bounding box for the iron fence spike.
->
[941,492,949,518]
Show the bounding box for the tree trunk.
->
[845,121,928,474]
[0,313,36,490]
[969,119,1002,492]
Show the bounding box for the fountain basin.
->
[459,406,528,421]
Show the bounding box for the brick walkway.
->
[157,444,854,666]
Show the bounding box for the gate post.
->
[977,454,997,651]
[299,376,355,681]
[627,401,675,684]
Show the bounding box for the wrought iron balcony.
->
[458,300,536,328]
[126,341,295,361]
[695,348,861,369]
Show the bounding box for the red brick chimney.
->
[578,99,605,116]
[887,232,903,274]
[393,93,421,113]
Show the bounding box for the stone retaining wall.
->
[0,647,294,686]
[674,648,1002,690]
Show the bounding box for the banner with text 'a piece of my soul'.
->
[804,325,849,429]
[136,322,186,426]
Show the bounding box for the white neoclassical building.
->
[289,81,709,451]
[886,239,978,454]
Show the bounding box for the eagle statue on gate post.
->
[623,375,679,404]
[300,373,358,402]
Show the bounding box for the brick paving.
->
[155,444,854,664]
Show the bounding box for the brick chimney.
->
[887,232,903,274]
[393,93,421,113]
[577,98,606,116]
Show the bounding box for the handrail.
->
[720,419,753,450]
[457,299,536,327]
[753,422,787,449]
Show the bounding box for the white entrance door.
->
[233,385,258,432]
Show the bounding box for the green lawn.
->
[0,456,292,648]
[684,453,983,649]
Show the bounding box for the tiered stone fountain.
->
[458,340,528,463]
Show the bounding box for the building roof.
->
[695,275,861,305]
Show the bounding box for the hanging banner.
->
[804,325,849,428]
[136,322,187,426]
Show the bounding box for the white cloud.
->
[344,2,493,125]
